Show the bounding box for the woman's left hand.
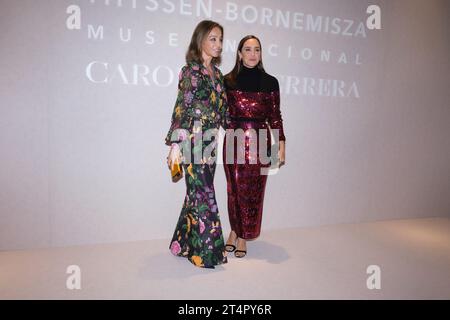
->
[278,141,286,168]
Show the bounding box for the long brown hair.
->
[185,20,224,65]
[225,35,265,88]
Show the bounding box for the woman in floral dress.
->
[165,20,229,269]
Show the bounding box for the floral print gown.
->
[165,61,228,268]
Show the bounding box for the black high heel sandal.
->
[225,244,236,252]
[225,231,237,252]
[234,250,247,258]
[234,238,247,258]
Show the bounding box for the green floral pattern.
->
[166,61,228,268]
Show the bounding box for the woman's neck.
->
[202,58,215,82]
[202,53,213,69]
[242,65,257,71]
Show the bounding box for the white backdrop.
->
[1,0,449,250]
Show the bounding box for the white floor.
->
[1,217,449,299]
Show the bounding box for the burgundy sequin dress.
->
[223,66,286,239]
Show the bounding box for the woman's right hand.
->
[167,143,181,169]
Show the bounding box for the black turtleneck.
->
[226,65,279,93]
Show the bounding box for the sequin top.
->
[225,66,286,141]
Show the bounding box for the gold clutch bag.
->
[170,160,183,183]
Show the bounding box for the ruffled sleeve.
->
[164,64,198,146]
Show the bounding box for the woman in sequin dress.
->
[223,35,286,258]
[165,20,229,269]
